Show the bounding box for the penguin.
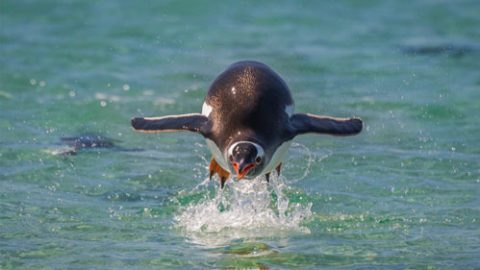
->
[131,61,362,188]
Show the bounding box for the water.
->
[1,1,479,269]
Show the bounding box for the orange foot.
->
[209,158,230,188]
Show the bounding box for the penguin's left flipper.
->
[131,114,210,137]
[290,113,362,136]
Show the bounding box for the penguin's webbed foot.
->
[209,158,230,188]
[276,163,282,176]
[265,163,282,183]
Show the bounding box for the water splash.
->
[283,142,332,184]
[173,173,312,246]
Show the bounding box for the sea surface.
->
[1,1,479,269]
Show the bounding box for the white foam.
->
[44,146,77,156]
[173,174,312,246]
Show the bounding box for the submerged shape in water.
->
[61,134,117,149]
[47,134,140,156]
[400,42,480,56]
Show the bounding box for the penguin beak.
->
[232,162,255,180]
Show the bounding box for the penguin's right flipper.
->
[131,113,210,137]
[290,113,362,137]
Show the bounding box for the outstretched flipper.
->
[290,113,362,137]
[131,113,210,137]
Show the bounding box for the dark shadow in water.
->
[61,134,118,149]
[399,43,480,57]
[53,133,143,155]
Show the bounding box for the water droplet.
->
[29,79,37,85]
[95,92,107,100]
[100,100,107,107]
[123,84,130,91]
[143,90,154,96]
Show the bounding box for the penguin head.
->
[227,141,265,179]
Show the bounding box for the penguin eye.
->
[255,156,262,164]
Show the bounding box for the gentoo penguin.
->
[131,61,362,188]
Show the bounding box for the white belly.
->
[261,140,292,175]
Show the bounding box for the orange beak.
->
[233,162,255,180]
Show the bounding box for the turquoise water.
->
[1,1,480,269]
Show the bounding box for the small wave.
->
[173,174,312,246]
